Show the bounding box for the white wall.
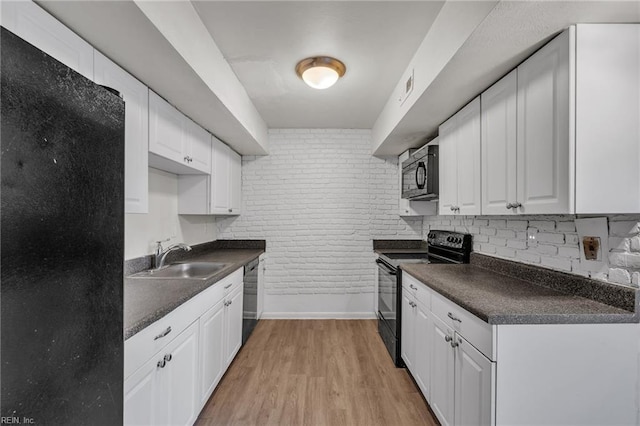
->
[216,129,422,317]
[423,215,640,288]
[125,168,217,259]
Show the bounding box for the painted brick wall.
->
[423,215,640,288]
[216,129,422,315]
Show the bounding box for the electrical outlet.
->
[583,236,601,260]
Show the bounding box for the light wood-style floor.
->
[196,320,438,426]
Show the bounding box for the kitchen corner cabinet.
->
[480,24,640,215]
[178,136,242,216]
[93,51,149,214]
[398,149,437,217]
[438,97,481,216]
[125,268,245,426]
[1,1,94,80]
[148,90,211,175]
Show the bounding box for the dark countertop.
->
[374,248,429,256]
[124,248,263,339]
[400,262,639,325]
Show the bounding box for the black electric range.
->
[376,230,472,367]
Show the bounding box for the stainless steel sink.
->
[129,262,227,280]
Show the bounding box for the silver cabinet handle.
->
[164,354,172,363]
[154,326,172,340]
[224,283,232,289]
[450,206,455,211]
[450,339,460,348]
[228,300,233,306]
[448,312,462,323]
[184,156,189,162]
[506,203,513,209]
[444,335,452,342]
[512,202,522,208]
[228,208,233,213]
[409,284,417,290]
[157,359,166,368]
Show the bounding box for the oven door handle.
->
[376,258,397,275]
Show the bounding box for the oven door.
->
[376,258,397,331]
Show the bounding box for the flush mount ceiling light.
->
[295,56,346,90]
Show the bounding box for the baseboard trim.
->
[260,312,377,320]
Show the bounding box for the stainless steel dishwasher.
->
[242,258,259,345]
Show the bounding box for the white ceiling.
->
[192,1,444,129]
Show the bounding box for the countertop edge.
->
[400,264,639,325]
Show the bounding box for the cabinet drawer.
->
[402,272,432,308]
[125,297,201,380]
[222,268,243,295]
[431,291,494,360]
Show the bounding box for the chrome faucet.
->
[154,240,192,269]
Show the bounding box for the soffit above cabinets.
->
[372,0,640,156]
[35,1,640,157]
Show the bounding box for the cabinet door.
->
[199,300,226,405]
[94,51,149,214]
[455,97,481,215]
[454,335,494,426]
[124,355,161,426]
[438,116,458,215]
[149,91,187,165]
[185,119,212,174]
[229,149,242,215]
[400,290,415,371]
[481,70,517,215]
[224,287,244,367]
[430,313,455,426]
[413,305,431,400]
[162,321,200,426]
[211,136,231,214]
[1,1,94,79]
[517,28,573,214]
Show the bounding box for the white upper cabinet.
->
[1,1,94,80]
[148,90,211,175]
[575,24,640,213]
[516,28,573,214]
[481,70,517,215]
[478,24,640,215]
[438,97,481,215]
[94,51,149,214]
[184,118,212,174]
[177,136,242,216]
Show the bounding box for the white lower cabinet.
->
[199,300,225,406]
[429,313,455,426]
[124,321,199,426]
[125,268,246,426]
[403,271,638,426]
[401,285,431,400]
[454,336,494,426]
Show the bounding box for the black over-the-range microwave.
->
[401,144,439,200]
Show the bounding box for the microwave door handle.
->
[416,161,426,189]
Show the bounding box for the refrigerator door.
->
[1,28,125,425]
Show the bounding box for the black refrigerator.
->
[1,28,124,425]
